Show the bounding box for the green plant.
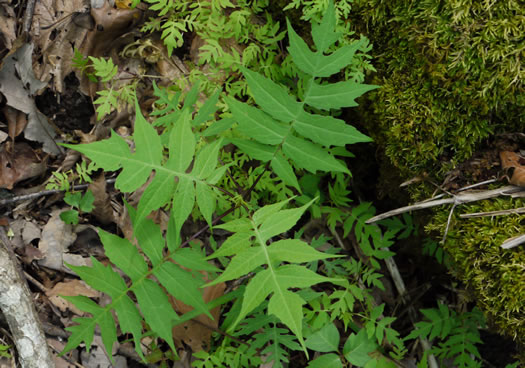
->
[73,48,137,120]
[46,160,97,191]
[405,303,486,368]
[54,2,507,367]
[0,343,11,358]
[60,190,95,225]
[60,3,379,365]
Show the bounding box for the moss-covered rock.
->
[426,197,525,346]
[350,0,524,178]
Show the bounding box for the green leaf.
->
[268,289,306,350]
[154,261,211,318]
[193,90,220,127]
[193,139,222,179]
[196,182,216,228]
[311,0,339,53]
[134,279,178,351]
[305,323,340,353]
[128,209,164,266]
[232,268,273,327]
[273,265,332,288]
[307,353,342,368]
[167,110,195,172]
[294,111,371,146]
[209,247,265,285]
[99,229,148,282]
[305,81,379,110]
[282,135,349,173]
[135,171,176,229]
[215,218,252,233]
[242,67,302,123]
[267,239,337,263]
[64,192,82,208]
[62,131,130,172]
[171,177,195,249]
[172,248,220,273]
[343,329,377,366]
[60,210,79,225]
[270,153,300,191]
[258,201,312,242]
[229,138,274,161]
[202,118,234,137]
[79,190,95,212]
[207,231,253,258]
[252,198,293,226]
[228,97,289,145]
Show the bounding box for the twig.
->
[501,234,525,250]
[366,185,523,224]
[0,227,54,368]
[442,203,457,244]
[383,256,439,368]
[0,179,116,207]
[459,207,525,218]
[22,0,36,35]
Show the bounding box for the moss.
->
[426,197,525,344]
[349,0,524,178]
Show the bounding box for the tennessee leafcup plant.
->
[59,1,377,365]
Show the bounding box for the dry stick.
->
[365,185,524,224]
[0,227,54,368]
[383,256,439,368]
[459,206,525,219]
[22,0,36,35]
[0,178,117,207]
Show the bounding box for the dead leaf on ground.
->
[38,209,95,274]
[32,0,92,93]
[0,142,47,189]
[47,279,100,315]
[3,105,28,139]
[88,174,114,225]
[0,43,62,154]
[172,272,225,353]
[500,151,525,187]
[0,2,17,49]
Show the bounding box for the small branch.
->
[0,227,54,368]
[366,185,523,224]
[459,207,525,219]
[22,0,36,35]
[501,234,525,250]
[383,256,439,368]
[0,178,116,207]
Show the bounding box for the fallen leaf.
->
[171,271,225,352]
[0,43,62,154]
[0,3,17,49]
[88,174,114,225]
[0,142,47,189]
[22,220,41,244]
[500,151,525,187]
[3,105,27,140]
[38,209,77,271]
[31,0,92,93]
[47,279,100,315]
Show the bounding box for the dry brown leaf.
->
[46,279,100,315]
[500,151,525,187]
[171,272,225,352]
[3,105,27,139]
[0,142,47,189]
[88,173,114,225]
[0,3,17,49]
[0,43,62,154]
[32,0,92,92]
